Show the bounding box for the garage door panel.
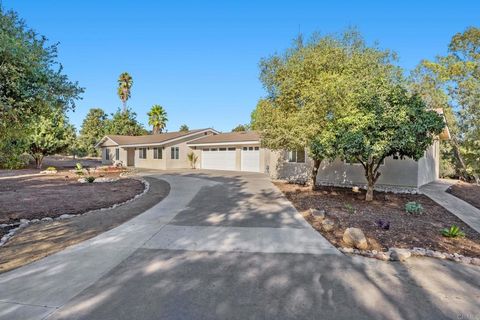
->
[201,150,236,171]
[241,148,260,172]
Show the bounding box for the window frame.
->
[105,148,110,161]
[115,148,120,160]
[170,146,179,160]
[288,149,306,163]
[153,147,162,160]
[139,148,147,159]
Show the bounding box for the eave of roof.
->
[95,128,219,148]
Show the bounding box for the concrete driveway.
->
[0,170,479,320]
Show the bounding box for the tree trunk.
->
[311,159,321,190]
[365,179,374,201]
[450,132,479,183]
[35,155,44,169]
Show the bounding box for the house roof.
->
[187,131,260,145]
[95,128,218,148]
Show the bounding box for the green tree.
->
[413,27,480,183]
[231,124,250,132]
[253,30,402,188]
[0,7,83,168]
[27,110,76,169]
[117,72,133,113]
[78,108,108,156]
[147,105,168,134]
[330,88,444,201]
[179,124,189,132]
[106,109,146,136]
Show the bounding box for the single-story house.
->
[96,120,450,191]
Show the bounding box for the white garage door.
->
[201,148,236,171]
[241,146,260,172]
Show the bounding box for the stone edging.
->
[339,246,480,266]
[0,178,150,247]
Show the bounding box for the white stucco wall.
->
[417,140,440,187]
[268,150,420,188]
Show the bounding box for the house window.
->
[139,148,147,159]
[228,147,236,151]
[288,149,306,163]
[171,147,179,159]
[115,148,120,160]
[105,148,110,160]
[153,147,162,159]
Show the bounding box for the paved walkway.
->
[420,179,480,233]
[0,171,479,320]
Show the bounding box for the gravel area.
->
[276,182,480,258]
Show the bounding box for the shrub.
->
[344,203,356,214]
[85,176,96,183]
[405,201,423,214]
[46,166,56,171]
[375,219,390,230]
[442,225,465,238]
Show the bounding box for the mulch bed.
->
[447,181,480,210]
[275,182,480,258]
[0,177,170,274]
[0,172,144,223]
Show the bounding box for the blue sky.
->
[4,1,479,133]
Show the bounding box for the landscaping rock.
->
[94,177,117,183]
[78,178,87,183]
[343,227,368,250]
[341,247,354,254]
[19,219,29,224]
[40,170,57,174]
[58,214,74,220]
[309,209,326,220]
[41,217,53,222]
[321,218,335,232]
[389,248,411,261]
[460,257,472,264]
[432,251,446,259]
[374,252,390,261]
[471,258,480,266]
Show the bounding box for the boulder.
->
[389,248,412,261]
[58,214,74,220]
[471,258,480,266]
[343,227,368,250]
[309,209,325,221]
[41,217,53,222]
[374,252,390,261]
[321,219,335,232]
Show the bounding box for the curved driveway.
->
[0,170,479,320]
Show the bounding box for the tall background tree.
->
[117,72,133,113]
[0,7,83,168]
[232,124,250,132]
[147,105,168,134]
[78,108,108,156]
[412,27,480,183]
[106,109,147,136]
[179,124,189,132]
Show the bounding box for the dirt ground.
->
[0,173,144,224]
[0,177,170,273]
[0,155,102,178]
[447,181,480,210]
[276,182,480,258]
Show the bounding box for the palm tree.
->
[117,72,133,112]
[148,105,168,134]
